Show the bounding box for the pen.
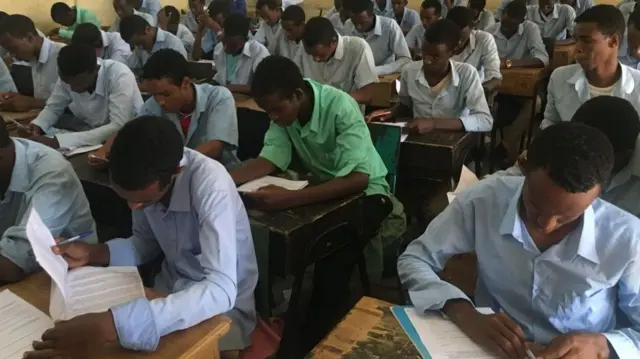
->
[526,348,536,359]
[56,231,93,246]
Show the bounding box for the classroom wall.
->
[2,0,620,32]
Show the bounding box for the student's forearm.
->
[287,172,369,207]
[230,157,277,185]
[508,59,545,68]
[226,84,251,94]
[349,83,377,104]
[195,140,224,160]
[482,78,502,92]
[88,243,111,266]
[0,255,25,283]
[428,118,465,131]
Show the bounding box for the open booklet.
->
[25,208,145,321]
[237,175,309,193]
[0,290,54,359]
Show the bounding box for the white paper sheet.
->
[50,266,145,321]
[237,176,309,192]
[59,144,103,158]
[25,209,69,300]
[447,165,480,203]
[404,307,499,359]
[0,290,54,359]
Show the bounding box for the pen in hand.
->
[55,231,94,246]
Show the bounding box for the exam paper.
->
[0,290,54,359]
[50,266,145,321]
[25,209,69,300]
[59,144,103,158]
[237,176,309,192]
[447,165,479,203]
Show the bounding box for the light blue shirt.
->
[176,24,196,55]
[343,15,412,75]
[181,10,200,33]
[439,0,468,18]
[569,0,594,16]
[487,20,549,66]
[372,0,394,18]
[127,28,188,71]
[0,138,97,273]
[541,63,640,128]
[405,24,426,52]
[398,60,493,132]
[0,59,17,92]
[253,20,281,49]
[526,4,576,40]
[30,37,65,100]
[398,175,640,357]
[495,0,538,20]
[396,8,420,32]
[213,40,269,85]
[140,84,240,168]
[620,53,640,70]
[139,0,162,23]
[110,10,156,33]
[100,30,132,65]
[106,148,258,351]
[451,30,502,83]
[201,28,217,54]
[603,139,640,218]
[31,59,143,148]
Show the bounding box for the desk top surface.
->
[1,272,231,359]
[69,154,111,188]
[1,109,41,122]
[309,296,419,358]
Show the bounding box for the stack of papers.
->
[447,165,479,203]
[0,290,54,359]
[237,176,309,192]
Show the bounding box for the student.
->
[468,0,495,31]
[391,0,421,34]
[158,6,196,55]
[183,0,207,33]
[269,5,305,57]
[254,0,283,48]
[230,56,405,351]
[495,0,538,20]
[72,23,132,65]
[120,15,188,72]
[213,14,269,94]
[50,2,101,40]
[0,60,16,93]
[140,49,240,167]
[0,15,65,111]
[439,0,469,19]
[28,44,143,149]
[327,4,350,35]
[542,5,640,127]
[398,122,640,358]
[0,119,97,284]
[294,17,378,104]
[373,0,394,17]
[135,0,162,22]
[447,6,502,92]
[526,0,576,40]
[25,116,258,357]
[367,19,493,133]
[193,1,228,61]
[324,0,342,18]
[343,0,411,75]
[110,0,157,33]
[561,0,594,16]
[405,0,442,55]
[619,8,640,69]
[230,0,248,16]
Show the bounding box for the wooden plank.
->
[499,67,545,97]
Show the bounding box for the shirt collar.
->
[366,16,383,36]
[416,60,461,88]
[165,153,191,212]
[37,37,53,65]
[334,34,345,60]
[494,22,524,40]
[536,4,559,21]
[192,84,208,116]
[8,139,30,193]
[155,28,167,47]
[241,41,254,57]
[568,63,635,99]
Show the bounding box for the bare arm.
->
[230,157,277,185]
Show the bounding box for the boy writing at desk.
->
[230,55,406,353]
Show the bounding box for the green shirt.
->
[58,7,101,40]
[259,79,390,196]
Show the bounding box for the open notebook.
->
[0,290,54,359]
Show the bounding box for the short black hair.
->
[0,116,9,148]
[251,55,306,99]
[421,0,442,16]
[208,0,231,18]
[302,16,337,47]
[468,0,486,11]
[282,5,306,24]
[109,116,184,191]
[71,23,103,48]
[0,11,9,22]
[447,6,473,29]
[571,96,640,154]
[344,0,374,14]
[256,0,282,10]
[504,0,527,20]
[525,122,614,193]
[0,15,39,38]
[119,15,150,43]
[224,13,250,38]
[629,7,640,30]
[425,19,461,50]
[162,5,181,34]
[142,49,188,85]
[57,43,98,77]
[51,2,72,22]
[576,4,625,38]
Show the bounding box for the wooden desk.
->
[69,154,110,188]
[308,296,419,358]
[499,67,546,97]
[2,109,40,125]
[2,272,231,359]
[552,42,577,70]
[233,93,264,112]
[370,73,400,108]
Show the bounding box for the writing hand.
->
[51,238,92,269]
[365,109,393,123]
[536,333,609,359]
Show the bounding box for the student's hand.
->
[51,238,93,269]
[406,118,436,134]
[88,148,109,165]
[245,185,296,211]
[536,333,609,359]
[3,93,35,112]
[365,109,393,123]
[197,13,216,29]
[25,312,118,359]
[29,135,60,149]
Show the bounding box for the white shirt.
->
[496,0,538,20]
[213,40,270,85]
[398,60,493,132]
[128,28,188,70]
[268,29,301,58]
[110,10,156,33]
[474,9,496,31]
[328,13,346,35]
[31,37,65,100]
[439,0,468,18]
[343,15,411,75]
[294,35,378,93]
[542,63,640,128]
[405,24,426,52]
[31,59,144,148]
[395,8,420,32]
[487,20,549,66]
[175,24,196,56]
[451,30,502,83]
[100,30,132,64]
[0,59,16,92]
[253,20,281,49]
[526,4,576,40]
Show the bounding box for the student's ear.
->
[609,33,620,49]
[180,77,191,89]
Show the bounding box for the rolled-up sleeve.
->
[259,123,293,170]
[111,191,238,351]
[460,69,493,132]
[397,199,475,314]
[31,80,72,133]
